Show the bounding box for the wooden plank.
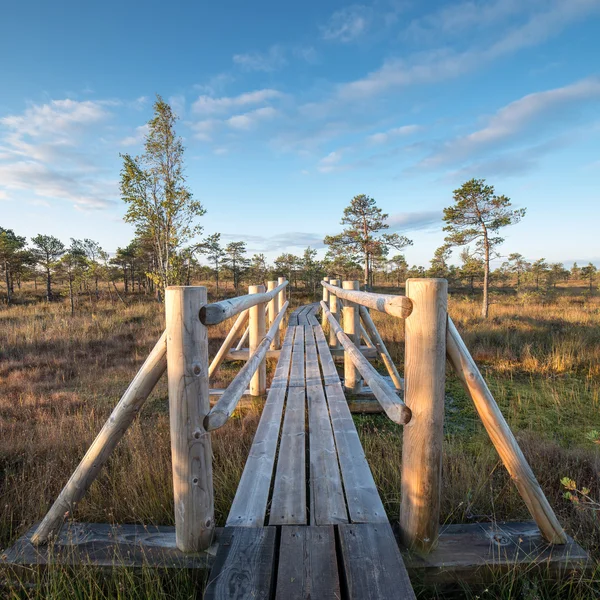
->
[338,523,416,599]
[225,348,282,361]
[313,326,339,385]
[269,387,307,525]
[226,327,295,527]
[276,526,340,599]
[402,521,590,585]
[297,306,310,326]
[324,382,388,523]
[205,527,276,600]
[306,310,319,326]
[288,326,305,387]
[304,325,321,387]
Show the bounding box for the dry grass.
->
[1,284,599,598]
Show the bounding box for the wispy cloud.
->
[120,124,149,146]
[192,89,284,115]
[367,124,421,145]
[226,106,280,130]
[321,5,372,42]
[220,231,325,252]
[233,45,286,72]
[418,77,600,170]
[387,210,442,232]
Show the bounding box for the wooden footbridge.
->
[3,278,588,598]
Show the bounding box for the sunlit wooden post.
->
[400,278,447,554]
[278,276,287,336]
[249,284,267,395]
[342,280,362,394]
[267,280,280,350]
[166,286,214,552]
[328,278,341,348]
[322,276,330,329]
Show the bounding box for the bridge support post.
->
[400,278,447,554]
[342,280,363,394]
[249,284,267,395]
[328,278,341,349]
[165,286,214,552]
[267,280,280,350]
[278,277,287,336]
[322,276,330,329]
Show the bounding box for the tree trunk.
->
[46,267,52,302]
[4,261,11,304]
[123,267,128,293]
[364,252,369,291]
[69,275,75,317]
[482,235,490,318]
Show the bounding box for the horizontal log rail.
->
[205,301,289,431]
[321,280,412,319]
[200,280,289,326]
[321,301,411,425]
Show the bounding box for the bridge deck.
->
[206,306,416,599]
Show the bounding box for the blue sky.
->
[1,0,599,268]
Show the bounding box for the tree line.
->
[1,96,597,318]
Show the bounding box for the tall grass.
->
[1,286,599,598]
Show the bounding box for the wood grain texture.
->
[400,279,447,554]
[328,279,341,348]
[321,280,413,319]
[313,326,339,385]
[446,317,567,544]
[268,280,281,350]
[209,310,249,377]
[200,280,288,325]
[359,305,403,391]
[269,386,307,525]
[226,327,295,527]
[165,286,214,552]
[276,526,340,599]
[322,277,330,329]
[249,284,267,396]
[278,277,287,333]
[338,523,416,599]
[31,332,168,545]
[205,527,276,600]
[289,325,305,387]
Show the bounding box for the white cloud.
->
[317,150,344,173]
[120,124,149,146]
[367,125,421,145]
[233,45,286,72]
[321,5,371,42]
[191,119,219,142]
[387,211,442,232]
[192,89,283,115]
[226,107,279,130]
[419,77,600,169]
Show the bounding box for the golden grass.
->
[1,285,599,598]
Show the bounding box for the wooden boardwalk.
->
[205,305,415,599]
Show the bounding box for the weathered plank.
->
[304,325,321,387]
[324,382,388,523]
[226,327,295,527]
[402,521,590,585]
[289,326,305,387]
[338,523,416,599]
[306,327,347,525]
[297,306,310,326]
[306,310,319,327]
[205,527,276,600]
[313,326,339,385]
[276,526,340,599]
[269,387,307,525]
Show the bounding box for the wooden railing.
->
[31,278,289,553]
[320,277,567,553]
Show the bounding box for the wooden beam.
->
[400,278,447,554]
[321,301,411,425]
[359,305,403,391]
[249,284,267,396]
[30,332,168,546]
[267,280,280,350]
[328,278,341,348]
[208,309,249,378]
[321,280,413,319]
[199,280,288,325]
[343,280,362,394]
[166,286,214,552]
[225,349,281,361]
[446,317,567,544]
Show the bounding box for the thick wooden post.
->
[400,278,447,554]
[166,286,214,552]
[322,276,330,329]
[278,277,287,335]
[342,280,362,394]
[249,284,267,395]
[329,278,341,348]
[267,280,280,350]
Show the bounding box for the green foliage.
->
[324,194,412,289]
[120,96,205,298]
[222,241,250,291]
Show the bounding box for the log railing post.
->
[328,278,341,348]
[400,278,447,554]
[278,277,287,336]
[249,284,267,395]
[342,280,362,394]
[267,280,280,350]
[165,286,214,552]
[322,276,330,329]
